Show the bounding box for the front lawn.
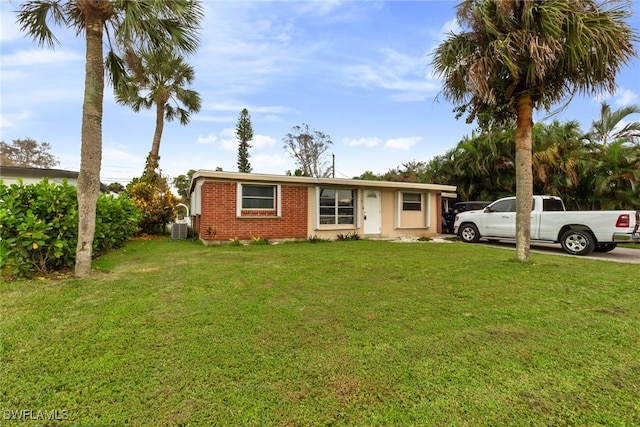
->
[1,238,638,426]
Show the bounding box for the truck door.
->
[481,199,515,237]
[530,198,540,239]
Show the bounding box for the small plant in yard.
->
[417,236,432,242]
[336,232,361,241]
[206,226,217,240]
[308,234,331,243]
[250,236,269,245]
[228,236,243,246]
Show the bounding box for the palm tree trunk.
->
[74,2,105,278]
[145,101,166,176]
[515,93,534,262]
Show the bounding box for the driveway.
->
[478,240,640,264]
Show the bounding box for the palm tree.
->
[586,102,640,148]
[116,48,202,177]
[17,0,204,277]
[581,102,640,209]
[532,120,589,208]
[432,0,637,261]
[591,140,640,209]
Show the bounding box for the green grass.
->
[1,238,639,426]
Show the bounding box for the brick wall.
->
[197,181,308,241]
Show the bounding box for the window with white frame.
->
[402,193,422,211]
[319,188,355,225]
[241,184,276,209]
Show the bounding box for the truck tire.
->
[459,223,481,243]
[560,229,596,255]
[594,243,617,253]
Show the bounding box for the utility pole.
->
[332,153,335,178]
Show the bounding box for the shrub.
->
[250,236,269,245]
[336,232,361,241]
[0,180,140,279]
[94,193,142,253]
[126,175,180,235]
[308,234,331,243]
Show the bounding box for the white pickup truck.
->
[453,195,640,255]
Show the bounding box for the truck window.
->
[543,199,565,211]
[489,199,515,212]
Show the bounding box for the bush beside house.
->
[0,180,141,279]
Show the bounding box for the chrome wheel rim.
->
[565,234,587,252]
[461,227,475,241]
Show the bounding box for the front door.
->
[363,190,381,235]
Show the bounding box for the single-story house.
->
[189,170,457,243]
[0,166,109,192]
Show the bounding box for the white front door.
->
[363,190,381,235]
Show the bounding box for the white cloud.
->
[202,102,289,116]
[438,18,461,41]
[197,128,276,151]
[1,49,81,67]
[343,137,381,147]
[295,0,343,16]
[253,153,287,166]
[195,2,325,100]
[219,128,238,151]
[613,88,639,107]
[384,137,422,151]
[196,133,218,145]
[0,110,31,130]
[252,134,277,149]
[0,6,22,42]
[252,153,289,174]
[102,146,142,163]
[343,48,440,99]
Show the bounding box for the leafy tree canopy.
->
[283,123,333,178]
[0,138,59,168]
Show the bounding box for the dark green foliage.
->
[126,173,180,235]
[172,169,196,203]
[308,234,331,243]
[236,108,253,173]
[359,116,640,210]
[0,180,140,279]
[336,232,361,241]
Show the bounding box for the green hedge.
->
[0,179,141,279]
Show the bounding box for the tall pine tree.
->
[236,108,253,173]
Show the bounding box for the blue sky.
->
[1,0,639,185]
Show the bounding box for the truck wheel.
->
[459,223,481,243]
[560,229,596,255]
[594,243,617,253]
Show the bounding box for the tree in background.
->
[172,169,196,203]
[126,173,180,235]
[0,138,59,168]
[283,123,333,178]
[106,182,125,194]
[235,108,253,173]
[586,102,640,148]
[432,0,637,261]
[17,0,203,277]
[115,47,202,177]
[585,102,640,209]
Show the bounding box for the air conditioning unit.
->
[171,223,188,240]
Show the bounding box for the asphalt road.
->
[477,240,640,264]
